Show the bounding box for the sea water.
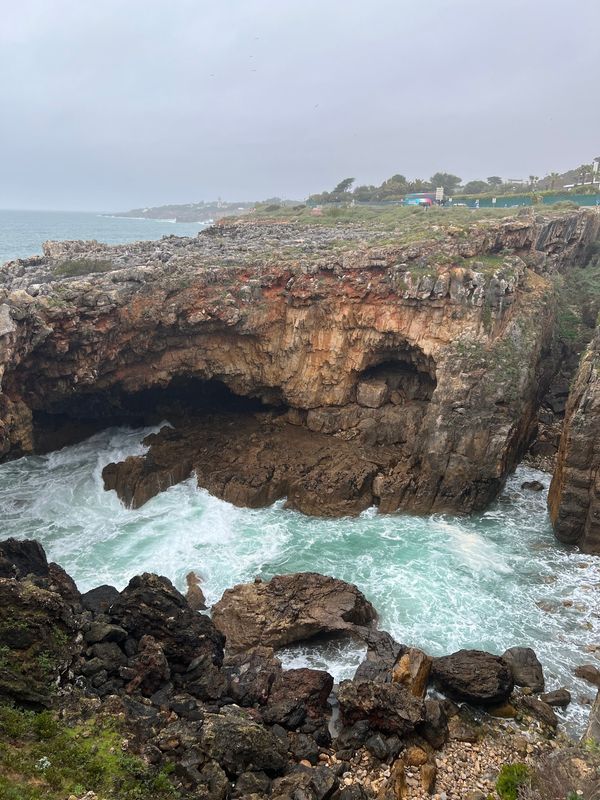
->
[0,209,208,264]
[0,424,598,735]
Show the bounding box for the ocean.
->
[0,208,209,264]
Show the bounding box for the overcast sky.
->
[1,0,599,211]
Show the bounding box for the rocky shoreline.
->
[1,537,598,800]
[0,209,599,552]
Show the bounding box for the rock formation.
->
[212,572,377,652]
[0,210,598,517]
[549,326,600,553]
[0,538,598,800]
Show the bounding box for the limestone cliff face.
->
[0,209,598,515]
[549,327,600,553]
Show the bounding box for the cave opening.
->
[31,376,286,454]
[356,345,437,408]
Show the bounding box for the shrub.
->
[496,763,530,800]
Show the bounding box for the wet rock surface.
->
[0,537,598,799]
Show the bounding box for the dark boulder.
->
[521,696,558,729]
[266,668,333,727]
[81,584,119,613]
[417,698,448,749]
[109,572,224,671]
[0,577,77,706]
[353,629,406,683]
[431,649,514,705]
[223,646,282,707]
[199,709,288,777]
[574,664,600,688]
[502,646,545,691]
[212,572,377,652]
[541,688,571,707]
[121,634,170,696]
[0,538,48,579]
[336,679,424,736]
[521,480,544,492]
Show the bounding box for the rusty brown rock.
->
[212,572,377,652]
[392,647,432,698]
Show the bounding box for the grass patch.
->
[0,704,178,799]
[495,763,530,800]
[53,258,114,277]
[555,258,600,349]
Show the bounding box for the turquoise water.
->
[0,209,208,264]
[0,425,598,735]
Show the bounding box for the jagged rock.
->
[521,480,544,491]
[0,537,48,578]
[122,634,170,696]
[354,630,406,683]
[431,649,514,705]
[549,327,600,553]
[0,576,77,705]
[186,570,207,611]
[212,572,377,652]
[223,647,282,707]
[265,667,333,727]
[199,709,288,777]
[109,573,224,672]
[336,679,425,736]
[84,621,127,644]
[502,646,545,691]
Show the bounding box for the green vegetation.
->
[495,763,530,800]
[555,255,600,349]
[53,258,114,277]
[0,704,178,799]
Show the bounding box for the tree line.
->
[309,165,597,204]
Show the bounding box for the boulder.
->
[212,572,377,652]
[109,573,224,672]
[0,538,48,579]
[337,679,424,736]
[417,698,448,749]
[186,571,207,611]
[522,696,558,728]
[122,634,170,696]
[502,646,545,691]
[431,649,513,706]
[541,688,571,707]
[199,710,288,777]
[81,584,119,613]
[264,667,333,728]
[574,663,600,687]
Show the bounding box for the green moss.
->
[495,763,530,800]
[554,260,600,350]
[0,704,178,799]
[53,258,114,277]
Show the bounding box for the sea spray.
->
[0,424,598,735]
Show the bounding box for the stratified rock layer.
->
[549,326,600,553]
[1,210,598,515]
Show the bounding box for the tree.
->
[430,172,462,195]
[548,172,561,190]
[408,178,432,193]
[462,180,489,195]
[332,178,355,195]
[487,176,503,187]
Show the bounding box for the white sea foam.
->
[0,428,598,735]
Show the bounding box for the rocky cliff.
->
[0,208,598,516]
[549,326,600,553]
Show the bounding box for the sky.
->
[1,0,599,211]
